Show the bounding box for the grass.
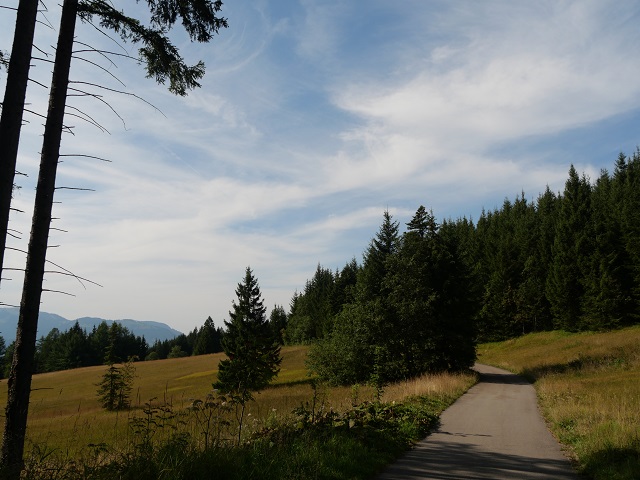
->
[0,346,477,479]
[478,326,640,480]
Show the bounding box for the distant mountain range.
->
[0,307,183,345]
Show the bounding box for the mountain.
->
[0,308,183,345]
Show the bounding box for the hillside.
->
[0,307,183,344]
[478,326,640,480]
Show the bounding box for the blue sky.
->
[1,0,640,335]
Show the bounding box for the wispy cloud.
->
[1,0,639,333]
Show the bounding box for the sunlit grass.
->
[478,326,640,480]
[0,345,475,459]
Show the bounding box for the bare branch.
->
[65,104,109,132]
[59,154,112,163]
[74,40,121,69]
[4,247,102,289]
[42,289,76,297]
[72,55,126,87]
[24,108,48,119]
[55,187,96,192]
[50,227,69,233]
[0,303,20,308]
[27,77,49,89]
[32,56,54,64]
[70,80,165,116]
[44,270,103,288]
[64,110,109,133]
[67,86,127,128]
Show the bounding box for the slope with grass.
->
[478,326,640,480]
[0,345,477,479]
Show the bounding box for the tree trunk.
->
[1,0,78,477]
[0,0,39,285]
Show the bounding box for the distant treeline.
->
[285,152,640,384]
[0,310,287,378]
[0,317,225,378]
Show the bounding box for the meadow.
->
[478,325,640,480]
[0,346,476,479]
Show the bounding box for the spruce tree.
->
[359,210,400,300]
[546,166,593,331]
[214,267,281,442]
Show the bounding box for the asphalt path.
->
[375,364,580,479]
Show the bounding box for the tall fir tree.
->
[546,165,593,331]
[214,267,281,442]
[359,210,400,301]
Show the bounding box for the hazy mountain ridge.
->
[0,308,183,344]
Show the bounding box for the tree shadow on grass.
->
[582,445,640,480]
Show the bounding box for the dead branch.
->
[50,227,69,233]
[54,187,96,191]
[32,56,54,64]
[44,270,103,288]
[24,108,47,119]
[27,77,49,89]
[42,289,76,297]
[69,80,165,116]
[67,86,127,128]
[64,110,109,133]
[72,55,126,87]
[59,153,112,163]
[73,40,121,69]
[33,44,50,57]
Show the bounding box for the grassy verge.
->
[1,346,476,479]
[478,326,640,480]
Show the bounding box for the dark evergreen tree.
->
[285,264,336,343]
[214,267,281,442]
[193,316,222,355]
[546,166,593,331]
[331,258,359,314]
[268,306,287,345]
[581,170,635,329]
[359,210,400,300]
[385,206,476,374]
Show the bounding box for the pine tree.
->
[193,317,222,355]
[546,165,593,331]
[214,267,281,443]
[96,327,135,411]
[359,210,400,300]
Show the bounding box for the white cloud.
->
[2,1,639,333]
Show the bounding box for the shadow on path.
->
[377,439,579,479]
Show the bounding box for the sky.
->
[1,0,640,335]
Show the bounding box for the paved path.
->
[376,364,579,479]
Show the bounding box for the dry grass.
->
[0,345,475,456]
[478,326,640,480]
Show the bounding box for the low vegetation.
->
[478,326,640,480]
[0,346,476,479]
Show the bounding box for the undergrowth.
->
[19,383,469,480]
